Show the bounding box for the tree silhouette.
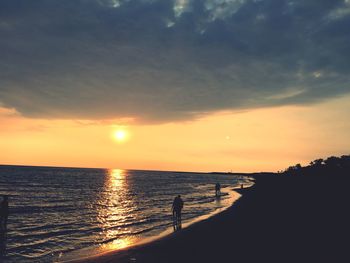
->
[283,155,350,178]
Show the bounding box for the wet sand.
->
[72,174,350,263]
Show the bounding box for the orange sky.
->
[1,95,350,173]
[1,0,350,174]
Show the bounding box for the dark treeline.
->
[282,155,350,178]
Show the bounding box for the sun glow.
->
[113,129,128,142]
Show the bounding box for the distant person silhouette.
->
[0,230,6,258]
[172,195,183,230]
[215,183,221,197]
[0,196,8,231]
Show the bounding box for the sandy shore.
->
[71,174,350,263]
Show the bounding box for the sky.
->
[1,0,350,172]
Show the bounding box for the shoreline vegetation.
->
[69,154,350,263]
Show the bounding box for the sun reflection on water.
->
[110,168,125,189]
[96,169,138,251]
[100,236,138,251]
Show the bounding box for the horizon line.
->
[0,163,263,175]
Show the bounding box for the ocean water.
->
[0,165,244,262]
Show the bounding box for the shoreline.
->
[61,181,253,263]
[68,174,350,263]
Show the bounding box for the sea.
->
[0,165,247,262]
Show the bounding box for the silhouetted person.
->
[172,195,183,230]
[215,183,221,197]
[241,183,244,189]
[0,196,8,232]
[0,231,6,258]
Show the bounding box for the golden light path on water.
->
[93,169,249,254]
[96,169,139,251]
[59,170,251,262]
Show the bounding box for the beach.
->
[0,166,244,262]
[73,174,350,263]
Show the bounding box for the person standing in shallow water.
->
[172,195,183,230]
[215,182,221,197]
[0,196,9,231]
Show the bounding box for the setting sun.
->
[113,130,128,142]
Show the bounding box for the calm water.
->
[0,165,243,262]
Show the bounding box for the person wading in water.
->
[172,195,184,230]
[215,182,221,197]
[0,196,9,232]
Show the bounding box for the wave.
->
[0,166,241,262]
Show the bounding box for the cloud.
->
[0,0,350,123]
